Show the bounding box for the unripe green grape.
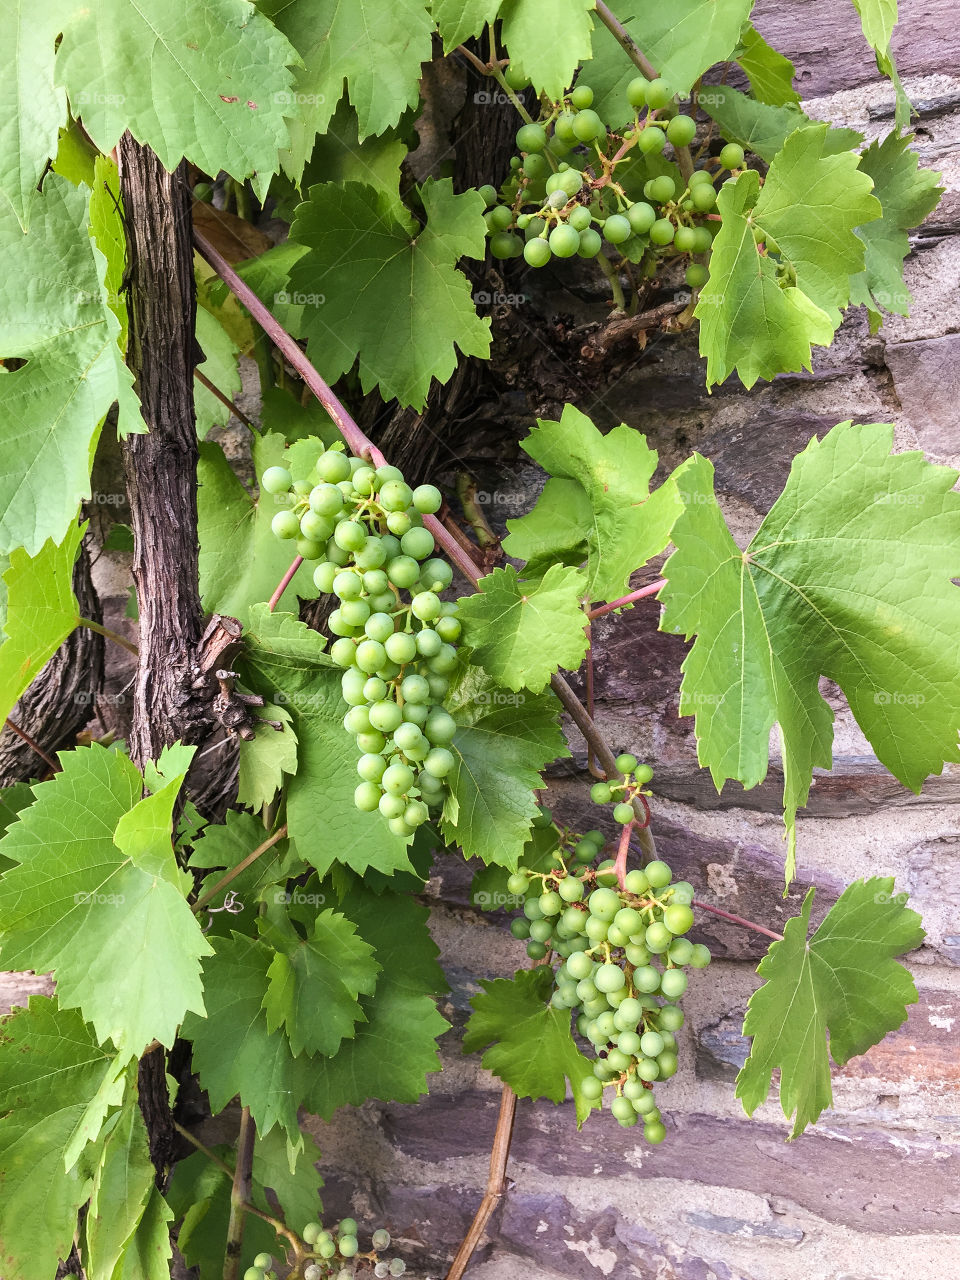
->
[660,968,687,998]
[487,205,514,231]
[261,465,292,494]
[623,868,649,894]
[340,598,370,627]
[386,555,420,589]
[611,1095,637,1126]
[412,627,440,658]
[381,631,414,665]
[637,127,666,156]
[566,950,594,980]
[312,562,337,595]
[585,886,617,922]
[614,997,643,1028]
[419,558,453,592]
[594,962,626,993]
[691,183,717,211]
[526,939,547,960]
[658,1004,684,1030]
[685,263,709,288]
[243,1269,262,1280]
[338,1235,359,1258]
[595,859,618,886]
[379,480,414,512]
[271,510,300,539]
[647,176,675,204]
[690,225,713,253]
[664,903,694,935]
[589,781,612,804]
[400,673,429,703]
[632,964,661,993]
[554,111,578,143]
[674,225,697,253]
[529,918,553,944]
[362,613,392,645]
[382,762,414,795]
[490,231,521,260]
[636,1056,660,1082]
[645,859,672,887]
[645,77,673,109]
[331,637,359,668]
[296,536,324,559]
[569,205,592,231]
[646,921,672,953]
[355,639,387,673]
[424,709,456,743]
[404,798,429,827]
[516,122,547,152]
[539,890,562,917]
[424,746,455,777]
[380,797,406,823]
[689,943,712,968]
[666,114,696,147]
[394,720,425,752]
[605,924,628,947]
[328,609,357,637]
[624,201,655,235]
[410,483,442,515]
[403,702,429,727]
[632,763,653,786]
[331,569,361,599]
[650,217,675,246]
[580,1074,603,1100]
[720,141,745,169]
[524,237,552,268]
[332,520,365,552]
[613,906,641,935]
[510,917,530,940]
[603,214,631,244]
[358,752,387,783]
[324,538,350,567]
[506,871,529,896]
[434,617,460,646]
[577,227,603,257]
[368,700,402,733]
[386,510,412,536]
[617,1029,642,1055]
[344,704,372,735]
[316,451,352,483]
[523,154,549,182]
[657,1049,679,1078]
[571,83,594,109]
[561,905,587,933]
[644,1119,667,1144]
[410,590,441,622]
[668,937,694,965]
[639,1029,664,1058]
[547,223,579,258]
[477,183,498,208]
[355,780,382,811]
[558,875,584,903]
[572,108,604,142]
[612,802,634,824]
[428,643,457,674]
[614,752,636,773]
[342,667,366,702]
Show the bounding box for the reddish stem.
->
[268,556,303,612]
[588,580,665,620]
[614,820,633,889]
[691,899,784,942]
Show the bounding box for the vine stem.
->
[587,580,665,620]
[268,556,304,612]
[223,1107,255,1280]
[3,718,59,771]
[192,824,288,915]
[444,1084,517,1280]
[613,819,632,888]
[195,368,257,432]
[76,616,139,656]
[595,250,627,313]
[692,899,784,942]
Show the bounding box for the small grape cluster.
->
[242,1222,405,1279]
[589,751,652,823]
[507,790,710,1136]
[262,452,460,836]
[479,74,747,290]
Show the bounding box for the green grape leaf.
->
[0,175,143,557]
[241,607,416,880]
[182,931,305,1147]
[55,0,299,198]
[0,998,118,1280]
[251,1126,323,1237]
[499,0,595,99]
[303,883,448,1118]
[0,783,34,873]
[432,0,501,50]
[195,307,241,440]
[260,0,433,158]
[458,564,589,692]
[0,744,212,1055]
[0,522,83,728]
[0,2,66,229]
[237,702,299,813]
[189,808,304,939]
[88,155,129,353]
[259,384,340,445]
[288,179,490,410]
[197,433,318,624]
[733,22,801,105]
[167,1149,281,1278]
[850,0,911,127]
[463,967,598,1125]
[696,126,880,388]
[277,97,408,206]
[470,822,561,912]
[259,905,380,1056]
[85,1087,156,1280]
[660,422,960,881]
[441,669,569,868]
[697,86,862,162]
[848,132,943,329]
[501,477,591,574]
[114,1186,174,1280]
[510,405,686,603]
[736,878,923,1137]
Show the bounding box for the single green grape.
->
[590,782,613,803]
[572,109,605,142]
[691,182,717,211]
[660,967,688,998]
[626,76,648,108]
[524,237,552,268]
[637,127,666,156]
[626,201,656,234]
[516,122,547,152]
[613,802,634,824]
[645,78,673,109]
[578,227,603,258]
[271,510,300,539]
[720,141,745,169]
[666,114,696,147]
[603,214,631,244]
[549,223,581,258]
[571,84,594,109]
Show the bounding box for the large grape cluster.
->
[262,452,460,836]
[507,784,711,1138]
[479,73,748,290]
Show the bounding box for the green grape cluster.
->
[262,453,460,836]
[507,807,710,1137]
[294,1220,405,1278]
[589,751,653,823]
[479,75,748,291]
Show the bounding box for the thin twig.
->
[268,556,304,612]
[588,580,666,620]
[595,251,627,313]
[613,819,632,889]
[454,43,490,77]
[692,899,784,942]
[76,616,139,656]
[195,368,257,432]
[445,1084,517,1280]
[192,824,288,915]
[223,1107,255,1280]
[3,718,59,772]
[455,474,499,549]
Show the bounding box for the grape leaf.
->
[182,931,305,1146]
[251,1126,323,1236]
[0,998,118,1280]
[660,421,960,881]
[195,307,241,440]
[848,132,943,330]
[279,100,407,216]
[733,22,800,105]
[241,606,416,879]
[458,564,589,692]
[259,904,380,1056]
[463,967,599,1125]
[0,522,83,728]
[288,179,490,410]
[167,1149,282,1278]
[197,433,318,623]
[432,0,500,50]
[736,878,923,1138]
[237,701,299,813]
[850,0,911,127]
[55,0,299,199]
[0,744,212,1055]
[696,86,862,163]
[0,175,143,557]
[696,126,880,388]
[501,477,591,574]
[0,1,66,229]
[441,668,568,867]
[259,0,434,153]
[498,0,595,99]
[303,883,448,1118]
[85,1088,156,1280]
[114,1186,174,1280]
[507,405,686,603]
